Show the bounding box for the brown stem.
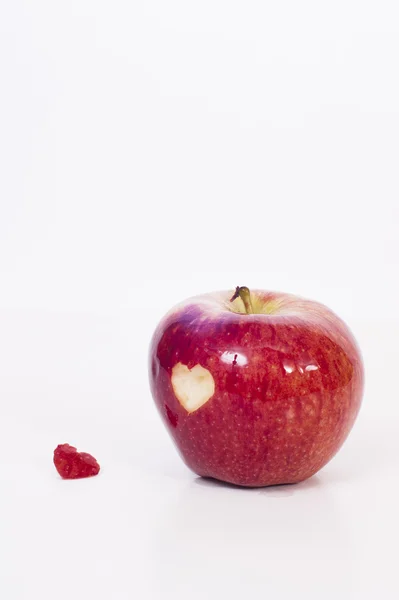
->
[230,286,254,314]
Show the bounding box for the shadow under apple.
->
[194,472,323,496]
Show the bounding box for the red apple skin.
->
[149,290,364,487]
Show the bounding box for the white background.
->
[1,1,398,598]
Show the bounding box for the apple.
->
[149,287,364,487]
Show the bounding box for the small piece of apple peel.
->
[171,363,215,413]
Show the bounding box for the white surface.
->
[1,1,399,598]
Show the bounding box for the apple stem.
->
[230,286,254,314]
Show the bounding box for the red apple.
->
[149,287,364,487]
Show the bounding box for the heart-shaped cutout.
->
[171,362,215,413]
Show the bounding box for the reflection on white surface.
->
[151,475,353,600]
[220,351,248,366]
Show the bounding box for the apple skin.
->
[149,290,364,487]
